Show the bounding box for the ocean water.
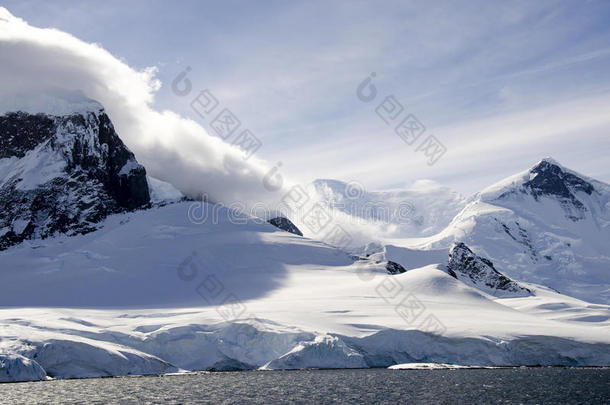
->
[0,368,609,404]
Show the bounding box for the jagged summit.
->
[0,97,150,249]
[526,158,594,198]
[506,158,598,222]
[474,157,605,222]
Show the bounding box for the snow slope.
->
[0,201,608,380]
[0,201,351,307]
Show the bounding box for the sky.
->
[1,0,610,196]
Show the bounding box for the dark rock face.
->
[0,112,56,158]
[495,219,538,262]
[0,107,150,250]
[525,160,594,199]
[267,217,303,236]
[523,160,594,221]
[447,243,531,296]
[385,260,407,275]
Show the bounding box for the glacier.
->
[0,199,609,381]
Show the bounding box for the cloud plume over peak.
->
[0,7,278,207]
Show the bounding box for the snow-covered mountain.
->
[310,178,466,238]
[0,98,150,250]
[411,158,610,304]
[0,96,609,382]
[1,200,609,380]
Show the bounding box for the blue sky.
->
[3,0,610,195]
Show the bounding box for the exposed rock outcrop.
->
[0,102,150,250]
[268,216,303,236]
[447,242,532,297]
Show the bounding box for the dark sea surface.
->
[0,368,609,404]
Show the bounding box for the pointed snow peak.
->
[529,157,573,178]
[526,158,594,200]
[480,158,598,212]
[536,156,561,167]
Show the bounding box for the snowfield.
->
[1,7,609,386]
[0,200,609,381]
[0,99,608,381]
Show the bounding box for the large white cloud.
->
[0,7,405,246]
[6,7,538,248]
[0,7,283,208]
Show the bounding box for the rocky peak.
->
[447,242,531,297]
[0,101,150,250]
[494,158,597,222]
[268,216,303,236]
[525,158,594,201]
[0,112,56,158]
[385,260,406,274]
